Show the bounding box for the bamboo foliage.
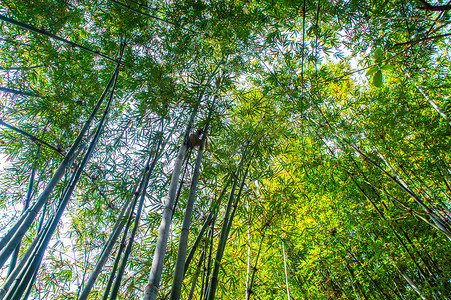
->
[0,0,451,299]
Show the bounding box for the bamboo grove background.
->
[0,0,450,299]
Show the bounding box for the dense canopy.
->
[0,0,450,299]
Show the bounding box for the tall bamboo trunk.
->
[143,109,197,300]
[0,66,120,299]
[206,162,249,300]
[109,130,164,300]
[186,250,205,300]
[170,124,208,300]
[7,166,36,276]
[245,199,251,300]
[78,179,141,300]
[281,208,291,300]
[0,65,120,268]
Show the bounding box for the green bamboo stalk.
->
[397,267,427,300]
[186,250,205,300]
[205,167,243,300]
[0,15,117,63]
[101,191,139,300]
[0,167,74,300]
[3,64,119,299]
[201,214,215,300]
[184,176,231,276]
[143,109,197,300]
[247,233,264,300]
[144,60,222,300]
[183,213,213,275]
[7,166,36,276]
[205,120,260,300]
[349,142,451,240]
[356,181,431,277]
[281,210,290,300]
[344,263,367,300]
[109,127,164,300]
[0,64,119,267]
[170,125,208,300]
[172,152,191,219]
[78,179,141,300]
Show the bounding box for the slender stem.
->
[109,124,164,300]
[0,63,119,266]
[0,119,62,154]
[0,87,43,98]
[7,167,36,276]
[3,62,119,299]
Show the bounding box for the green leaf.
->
[373,70,383,87]
[366,66,378,77]
[374,47,385,62]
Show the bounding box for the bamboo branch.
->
[417,0,451,11]
[0,119,62,154]
[0,86,44,98]
[0,15,118,63]
[393,32,451,47]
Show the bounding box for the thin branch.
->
[0,86,44,98]
[417,0,451,11]
[321,44,414,84]
[393,32,451,47]
[0,119,62,154]
[0,15,118,63]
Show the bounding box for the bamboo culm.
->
[109,129,164,300]
[170,124,208,300]
[0,146,85,299]
[186,250,205,300]
[143,108,196,300]
[184,177,231,276]
[0,65,120,268]
[172,153,191,219]
[2,69,119,299]
[206,159,250,300]
[7,167,35,276]
[78,180,141,300]
[205,172,241,300]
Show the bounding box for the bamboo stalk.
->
[0,61,120,267]
[78,180,140,300]
[170,124,208,300]
[143,108,197,300]
[109,124,165,300]
[7,166,36,276]
[3,63,119,299]
[186,250,205,300]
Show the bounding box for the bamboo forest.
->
[1,0,451,299]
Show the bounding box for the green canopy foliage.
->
[0,0,450,299]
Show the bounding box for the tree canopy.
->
[0,0,450,299]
